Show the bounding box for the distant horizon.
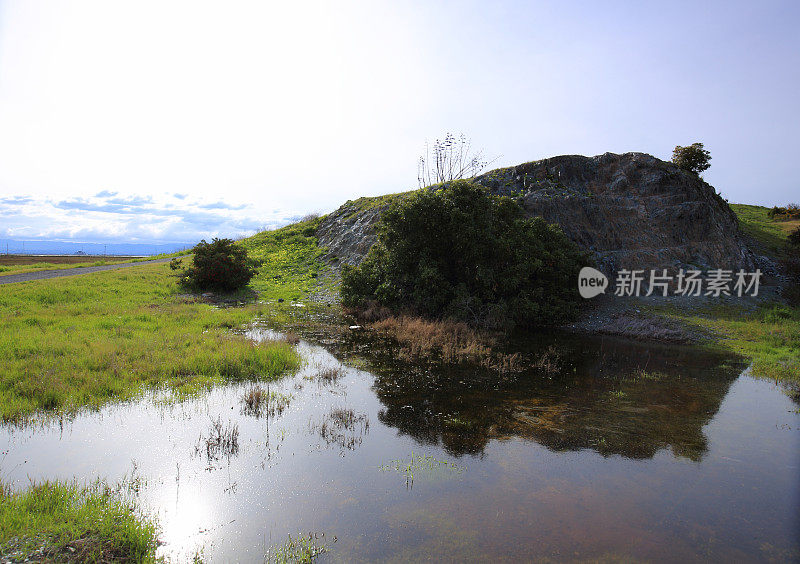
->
[0,238,193,256]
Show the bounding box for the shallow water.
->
[2,326,798,562]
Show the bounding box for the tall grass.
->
[0,262,301,422]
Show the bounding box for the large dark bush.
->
[181,238,257,292]
[341,180,590,329]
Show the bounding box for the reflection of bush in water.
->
[371,339,740,460]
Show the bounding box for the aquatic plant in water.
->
[379,452,466,487]
[266,532,333,563]
[240,386,293,418]
[309,408,370,451]
[196,416,240,463]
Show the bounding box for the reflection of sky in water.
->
[1,330,798,562]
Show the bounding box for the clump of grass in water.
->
[266,532,333,563]
[310,407,369,451]
[328,407,367,430]
[442,416,476,430]
[630,368,666,381]
[241,385,293,418]
[312,366,344,384]
[0,479,159,562]
[241,385,268,416]
[196,416,239,462]
[379,452,466,487]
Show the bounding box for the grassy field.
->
[0,480,159,562]
[0,262,301,423]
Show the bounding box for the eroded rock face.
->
[316,203,386,267]
[317,152,760,276]
[474,152,758,274]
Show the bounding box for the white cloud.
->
[0,192,295,243]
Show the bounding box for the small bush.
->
[181,238,257,292]
[341,180,590,329]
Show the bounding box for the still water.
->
[2,325,798,562]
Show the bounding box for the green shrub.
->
[671,142,711,175]
[341,180,590,329]
[181,238,257,292]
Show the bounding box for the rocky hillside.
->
[317,152,764,276]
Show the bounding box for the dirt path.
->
[0,258,172,285]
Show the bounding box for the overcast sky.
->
[0,1,797,244]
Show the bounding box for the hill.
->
[317,152,771,277]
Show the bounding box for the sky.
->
[0,0,798,245]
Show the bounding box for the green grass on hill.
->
[730,203,799,257]
[0,262,301,422]
[0,480,159,563]
[338,192,410,220]
[239,217,328,302]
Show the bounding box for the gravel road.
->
[0,258,172,285]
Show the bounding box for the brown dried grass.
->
[369,315,524,373]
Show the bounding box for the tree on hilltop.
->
[672,142,711,175]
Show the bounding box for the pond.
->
[2,324,798,562]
